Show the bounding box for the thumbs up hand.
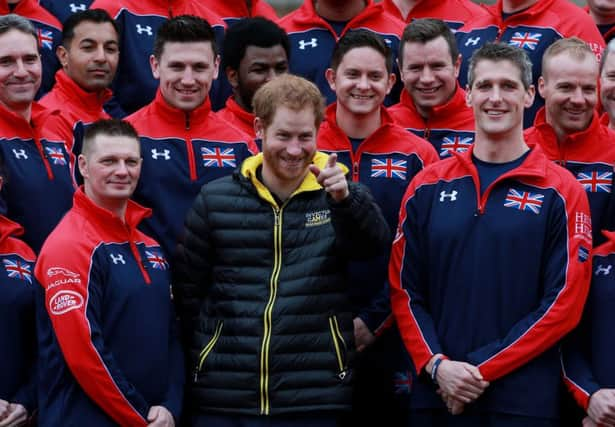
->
[308,153,349,202]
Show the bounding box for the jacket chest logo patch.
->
[595,264,612,276]
[503,188,543,214]
[298,38,318,50]
[45,146,66,165]
[440,136,473,157]
[576,171,612,193]
[3,259,32,284]
[305,210,331,227]
[201,147,236,168]
[146,250,168,270]
[508,32,542,51]
[370,158,407,180]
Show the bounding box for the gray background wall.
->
[267,0,588,16]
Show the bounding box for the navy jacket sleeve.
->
[390,180,443,373]
[465,182,592,381]
[36,247,150,427]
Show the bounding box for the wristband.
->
[430,356,448,385]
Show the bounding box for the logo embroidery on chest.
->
[305,210,331,227]
[503,188,544,214]
[109,253,126,265]
[370,158,407,180]
[69,3,87,12]
[145,250,169,270]
[3,259,32,284]
[440,136,473,157]
[12,149,28,160]
[465,36,481,47]
[201,147,236,168]
[508,32,542,51]
[595,264,613,276]
[298,38,318,50]
[151,148,171,160]
[37,29,54,50]
[439,190,458,202]
[576,171,612,193]
[45,147,66,165]
[136,24,153,36]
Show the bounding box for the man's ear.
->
[78,154,88,180]
[150,54,160,80]
[254,116,264,139]
[325,68,336,92]
[226,66,239,89]
[56,45,69,69]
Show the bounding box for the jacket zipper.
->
[260,205,284,415]
[328,315,349,380]
[35,138,54,180]
[184,113,198,181]
[193,320,224,381]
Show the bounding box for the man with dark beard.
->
[216,17,289,147]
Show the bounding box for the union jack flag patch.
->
[45,147,66,165]
[3,259,32,284]
[393,370,412,394]
[201,147,236,168]
[440,136,473,157]
[38,29,54,50]
[145,250,168,270]
[370,158,407,180]
[576,171,612,193]
[504,188,544,214]
[508,32,542,51]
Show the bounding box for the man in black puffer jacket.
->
[174,74,391,427]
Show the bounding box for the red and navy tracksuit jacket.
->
[562,230,615,411]
[89,0,227,115]
[389,86,475,159]
[205,0,278,26]
[455,0,604,128]
[278,0,405,107]
[390,145,592,418]
[0,216,36,414]
[1,0,62,99]
[318,104,438,332]
[381,0,489,30]
[0,102,75,252]
[215,96,256,139]
[40,69,111,180]
[583,5,615,44]
[525,109,615,245]
[35,188,184,427]
[126,91,258,257]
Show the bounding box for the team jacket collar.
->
[399,85,468,122]
[0,0,38,15]
[456,142,548,179]
[0,101,60,135]
[224,96,254,130]
[532,107,604,157]
[150,89,212,127]
[601,112,610,127]
[0,215,25,245]
[240,151,348,207]
[72,187,152,239]
[52,69,112,115]
[489,0,554,24]
[322,102,395,149]
[292,0,378,33]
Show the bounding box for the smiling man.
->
[390,18,475,159]
[173,73,390,426]
[126,15,257,258]
[40,9,119,172]
[525,37,615,245]
[317,29,437,426]
[36,119,184,427]
[391,42,592,426]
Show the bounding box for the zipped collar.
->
[0,215,25,245]
[399,84,469,123]
[149,89,211,130]
[487,0,553,24]
[225,96,255,131]
[0,101,61,136]
[240,151,348,207]
[532,107,605,158]
[72,187,151,242]
[51,69,112,115]
[323,102,395,149]
[456,142,548,180]
[0,0,41,15]
[291,0,378,35]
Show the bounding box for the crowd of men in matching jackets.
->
[2,0,615,426]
